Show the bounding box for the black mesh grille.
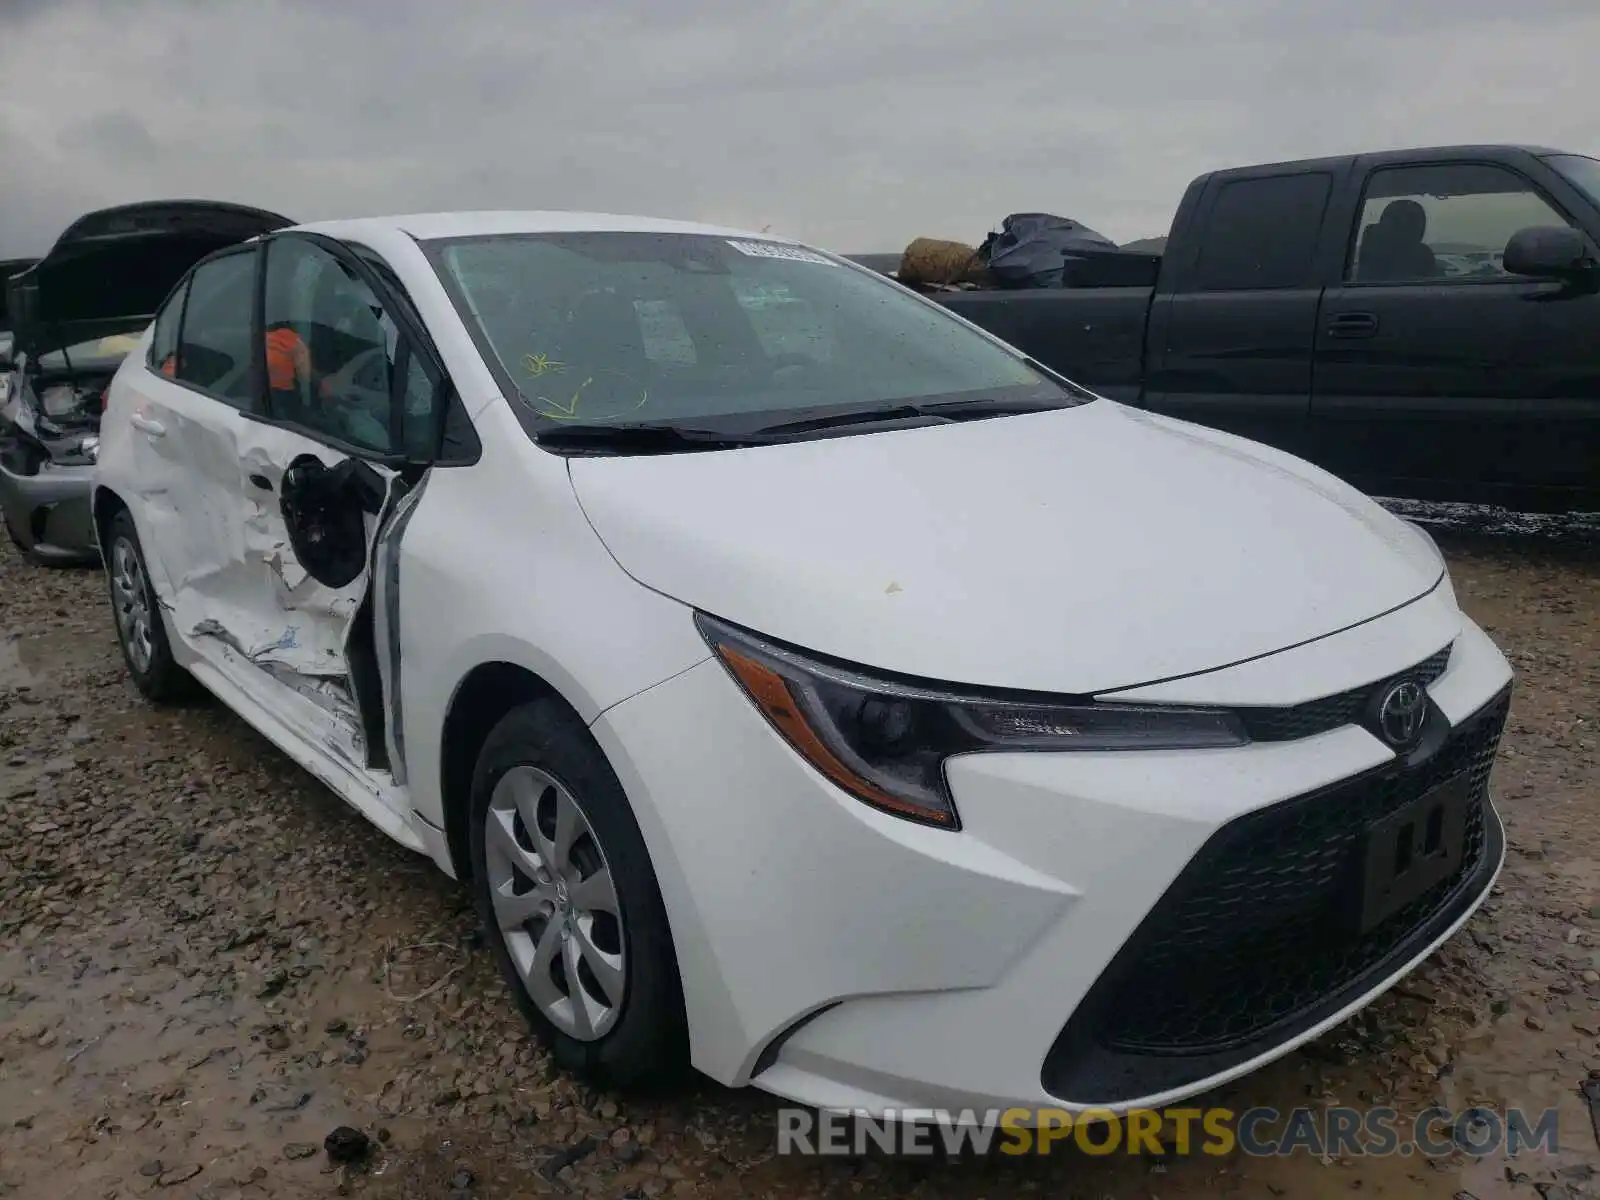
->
[1236,643,1454,742]
[1043,684,1509,1104]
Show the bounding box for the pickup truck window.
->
[1193,172,1331,291]
[1348,163,1574,284]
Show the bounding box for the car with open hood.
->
[92,211,1514,1121]
[1,200,291,561]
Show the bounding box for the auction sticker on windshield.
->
[725,240,836,266]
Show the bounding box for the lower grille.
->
[1041,685,1510,1105]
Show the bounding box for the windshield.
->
[424,232,1086,431]
[1545,154,1600,207]
[36,331,143,373]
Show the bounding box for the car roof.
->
[286,210,798,245]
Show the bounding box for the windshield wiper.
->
[754,396,1076,437]
[533,422,774,455]
[918,395,1079,420]
[751,404,945,437]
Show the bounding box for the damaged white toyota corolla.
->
[93,212,1513,1118]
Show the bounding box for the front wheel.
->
[105,509,191,702]
[468,698,688,1090]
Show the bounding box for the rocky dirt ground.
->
[1,508,1597,1200]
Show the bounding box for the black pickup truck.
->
[863,145,1600,512]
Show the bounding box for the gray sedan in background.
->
[1,200,291,562]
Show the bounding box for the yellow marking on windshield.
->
[523,352,564,376]
[532,369,650,422]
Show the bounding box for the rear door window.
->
[1193,173,1333,291]
[175,251,258,410]
[148,280,187,378]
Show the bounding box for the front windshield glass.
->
[1545,154,1600,207]
[36,332,143,372]
[424,232,1087,428]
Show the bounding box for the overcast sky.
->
[1,0,1596,258]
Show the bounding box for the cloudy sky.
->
[1,0,1596,258]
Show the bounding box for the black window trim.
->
[154,242,261,413]
[342,238,481,466]
[1341,158,1587,289]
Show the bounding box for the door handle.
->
[129,412,166,437]
[1327,312,1379,338]
[248,473,274,492]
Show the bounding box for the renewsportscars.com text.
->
[777,1105,1561,1158]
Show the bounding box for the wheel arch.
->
[438,660,587,883]
[91,483,129,556]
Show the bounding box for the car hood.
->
[6,200,292,358]
[567,399,1446,695]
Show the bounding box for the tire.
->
[468,698,688,1091]
[4,507,37,562]
[105,509,191,702]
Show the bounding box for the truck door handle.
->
[248,473,274,492]
[129,412,167,437]
[1327,312,1379,338]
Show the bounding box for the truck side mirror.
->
[1503,225,1596,280]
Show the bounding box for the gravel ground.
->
[1,512,1597,1200]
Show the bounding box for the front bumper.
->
[0,443,97,561]
[590,595,1514,1118]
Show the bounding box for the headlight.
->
[696,614,1248,830]
[79,435,99,462]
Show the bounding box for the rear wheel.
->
[106,510,190,701]
[468,698,687,1090]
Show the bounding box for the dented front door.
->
[196,231,438,789]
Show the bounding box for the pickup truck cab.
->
[885,145,1600,512]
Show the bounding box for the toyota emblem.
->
[1376,678,1427,748]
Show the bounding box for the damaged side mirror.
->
[279,454,389,589]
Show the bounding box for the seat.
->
[1355,199,1440,283]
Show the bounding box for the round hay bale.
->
[899,237,981,287]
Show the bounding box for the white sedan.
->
[92,211,1513,1118]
